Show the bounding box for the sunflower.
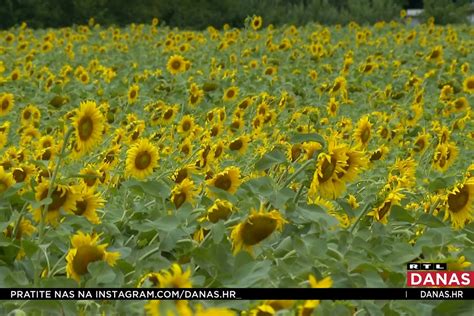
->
[188,83,204,107]
[231,206,287,254]
[463,76,474,94]
[308,140,348,200]
[141,264,192,288]
[432,142,458,172]
[368,187,405,224]
[4,218,36,240]
[299,275,333,316]
[167,55,186,75]
[0,93,14,116]
[12,163,35,184]
[228,135,250,154]
[32,181,78,226]
[66,231,120,282]
[180,137,193,157]
[223,86,239,102]
[264,300,294,312]
[128,84,139,104]
[443,178,474,229]
[412,131,430,154]
[206,166,241,196]
[206,199,234,223]
[0,166,15,194]
[177,115,195,136]
[73,100,105,154]
[327,97,339,117]
[80,164,101,188]
[73,186,104,224]
[302,141,323,160]
[353,116,372,148]
[251,16,263,31]
[171,178,199,209]
[336,146,367,183]
[125,138,159,179]
[249,304,275,316]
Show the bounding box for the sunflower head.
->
[167,55,187,75]
[125,139,159,179]
[443,178,474,229]
[0,93,14,116]
[231,206,287,254]
[66,231,120,282]
[206,166,241,196]
[171,178,198,209]
[73,100,105,154]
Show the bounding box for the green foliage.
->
[422,0,472,24]
[2,0,470,29]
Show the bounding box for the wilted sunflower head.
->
[66,231,120,282]
[231,206,287,254]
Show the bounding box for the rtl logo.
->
[406,263,473,287]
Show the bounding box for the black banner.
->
[1,288,473,300]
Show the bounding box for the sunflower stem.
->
[11,202,28,240]
[282,158,314,189]
[38,126,74,243]
[34,126,73,287]
[349,203,372,234]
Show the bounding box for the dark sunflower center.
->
[447,187,469,213]
[318,157,336,182]
[135,151,152,170]
[333,81,341,92]
[171,60,181,70]
[72,245,104,275]
[467,79,474,90]
[173,192,187,208]
[190,94,199,104]
[74,200,88,215]
[174,169,188,183]
[78,116,94,140]
[1,99,9,110]
[414,139,425,152]
[229,139,243,151]
[163,109,174,120]
[182,120,191,131]
[13,169,26,182]
[226,89,235,98]
[241,215,277,246]
[214,174,232,191]
[23,110,31,120]
[214,146,223,158]
[40,187,68,212]
[130,90,137,99]
[378,201,392,219]
[291,145,301,162]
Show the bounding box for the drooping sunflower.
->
[73,100,105,154]
[206,166,241,196]
[80,164,102,188]
[231,206,287,254]
[128,84,139,104]
[73,186,105,224]
[12,163,35,184]
[336,146,367,183]
[432,142,458,172]
[228,135,250,154]
[368,187,405,224]
[0,93,14,116]
[125,139,159,179]
[167,55,186,75]
[66,231,120,282]
[353,116,372,148]
[443,178,474,229]
[463,76,474,94]
[308,140,348,200]
[206,199,234,223]
[412,131,431,154]
[32,181,78,226]
[171,178,199,209]
[0,166,15,194]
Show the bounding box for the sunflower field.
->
[0,14,473,315]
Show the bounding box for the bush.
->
[422,0,472,24]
